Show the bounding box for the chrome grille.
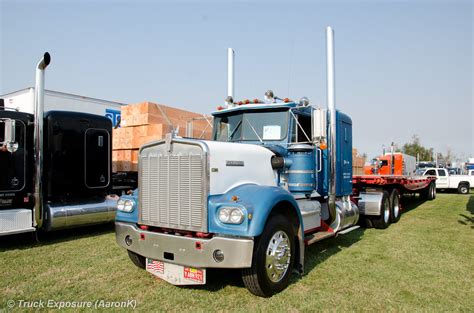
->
[139,142,207,232]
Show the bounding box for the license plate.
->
[146,259,206,285]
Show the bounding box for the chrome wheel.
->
[265,230,291,283]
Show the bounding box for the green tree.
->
[402,135,433,161]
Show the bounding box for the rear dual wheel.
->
[390,189,401,224]
[371,191,391,229]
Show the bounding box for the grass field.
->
[1,194,473,312]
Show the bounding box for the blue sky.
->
[1,0,472,160]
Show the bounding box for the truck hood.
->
[203,141,277,195]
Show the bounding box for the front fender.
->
[208,184,303,237]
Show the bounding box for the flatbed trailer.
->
[352,175,437,229]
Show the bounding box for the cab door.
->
[436,169,449,188]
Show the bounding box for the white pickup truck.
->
[417,168,474,194]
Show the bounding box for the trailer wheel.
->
[421,182,436,200]
[242,214,295,297]
[127,250,146,269]
[371,191,391,229]
[390,189,401,223]
[458,184,469,195]
[430,183,437,199]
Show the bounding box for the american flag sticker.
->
[147,259,164,274]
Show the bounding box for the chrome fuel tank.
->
[43,197,117,231]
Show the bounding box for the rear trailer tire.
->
[458,184,470,195]
[430,183,437,199]
[371,191,391,229]
[242,214,296,297]
[390,189,401,223]
[420,182,435,200]
[127,250,146,269]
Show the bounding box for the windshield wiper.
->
[228,120,242,141]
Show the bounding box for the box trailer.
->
[1,88,124,127]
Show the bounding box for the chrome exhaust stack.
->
[33,52,51,227]
[326,27,337,224]
[225,48,235,107]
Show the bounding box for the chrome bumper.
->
[116,222,254,268]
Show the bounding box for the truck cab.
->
[114,28,408,297]
[418,167,473,194]
[364,152,416,176]
[0,53,116,236]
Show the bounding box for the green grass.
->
[1,194,473,312]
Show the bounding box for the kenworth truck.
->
[115,28,436,297]
[0,53,116,236]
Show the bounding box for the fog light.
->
[213,249,224,263]
[125,235,133,246]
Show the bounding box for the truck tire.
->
[390,189,401,223]
[429,182,437,200]
[127,250,146,269]
[458,183,470,194]
[421,182,436,200]
[371,191,391,229]
[242,214,296,297]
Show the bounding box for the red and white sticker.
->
[184,267,204,283]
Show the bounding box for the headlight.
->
[117,199,134,212]
[218,207,244,224]
[117,199,125,211]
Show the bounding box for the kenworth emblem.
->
[226,160,244,167]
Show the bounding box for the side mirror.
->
[312,108,327,143]
[2,119,18,153]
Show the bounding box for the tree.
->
[402,135,433,161]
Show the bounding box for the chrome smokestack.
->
[33,52,51,227]
[227,48,235,101]
[326,27,337,223]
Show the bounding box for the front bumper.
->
[115,222,254,268]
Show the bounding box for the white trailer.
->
[1,88,125,127]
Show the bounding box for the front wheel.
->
[458,184,470,195]
[127,250,146,269]
[242,214,296,297]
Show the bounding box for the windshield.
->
[213,110,289,142]
[415,169,426,176]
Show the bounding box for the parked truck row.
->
[0,27,445,297]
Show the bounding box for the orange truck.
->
[364,152,417,176]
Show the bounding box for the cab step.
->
[304,230,335,246]
[337,225,360,235]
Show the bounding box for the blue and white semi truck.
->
[114,27,435,297]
